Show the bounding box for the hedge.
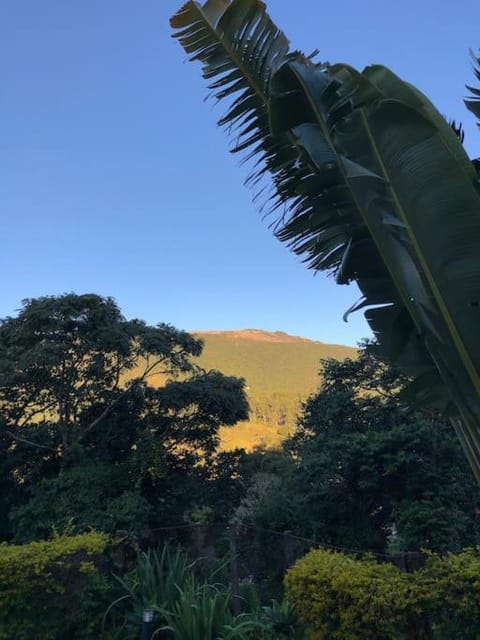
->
[0,532,114,640]
[285,548,480,639]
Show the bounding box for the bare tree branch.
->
[5,429,56,452]
[67,358,168,451]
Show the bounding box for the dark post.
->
[283,530,295,571]
[193,523,205,558]
[229,527,241,615]
[141,608,153,640]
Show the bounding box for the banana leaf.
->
[171,0,480,480]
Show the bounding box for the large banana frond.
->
[267,58,480,476]
[171,1,480,480]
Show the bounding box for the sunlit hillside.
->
[140,329,356,450]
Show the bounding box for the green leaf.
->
[465,49,480,127]
[172,1,480,480]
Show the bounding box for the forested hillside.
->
[131,329,356,449]
[190,330,356,449]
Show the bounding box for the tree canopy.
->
[0,293,249,540]
[0,293,203,455]
[235,347,480,555]
[287,349,480,552]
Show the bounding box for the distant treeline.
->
[248,390,304,435]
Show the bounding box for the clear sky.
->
[1,1,479,345]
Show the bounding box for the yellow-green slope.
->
[191,330,357,450]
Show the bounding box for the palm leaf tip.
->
[172,0,344,238]
[465,49,480,126]
[449,119,465,143]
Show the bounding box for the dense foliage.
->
[285,550,416,639]
[107,545,304,639]
[0,294,249,541]
[285,547,480,639]
[286,350,480,552]
[2,293,480,637]
[0,532,112,640]
[234,349,480,556]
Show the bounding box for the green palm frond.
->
[171,0,480,480]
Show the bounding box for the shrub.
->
[284,550,420,639]
[417,549,480,639]
[105,545,197,634]
[258,598,305,639]
[285,547,480,639]
[0,531,113,640]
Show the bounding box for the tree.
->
[0,294,249,541]
[0,293,202,458]
[285,349,480,552]
[171,1,480,480]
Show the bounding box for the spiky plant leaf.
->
[466,49,480,125]
[465,50,480,179]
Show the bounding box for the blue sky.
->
[1,1,479,345]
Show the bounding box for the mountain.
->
[190,329,357,450]
[133,328,356,450]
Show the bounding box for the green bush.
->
[284,549,418,639]
[418,549,480,639]
[0,531,114,640]
[285,548,480,639]
[258,598,306,639]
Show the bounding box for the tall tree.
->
[171,1,480,479]
[0,293,201,457]
[286,350,480,552]
[0,294,249,541]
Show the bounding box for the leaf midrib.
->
[189,1,270,109]
[288,63,425,337]
[358,108,480,399]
